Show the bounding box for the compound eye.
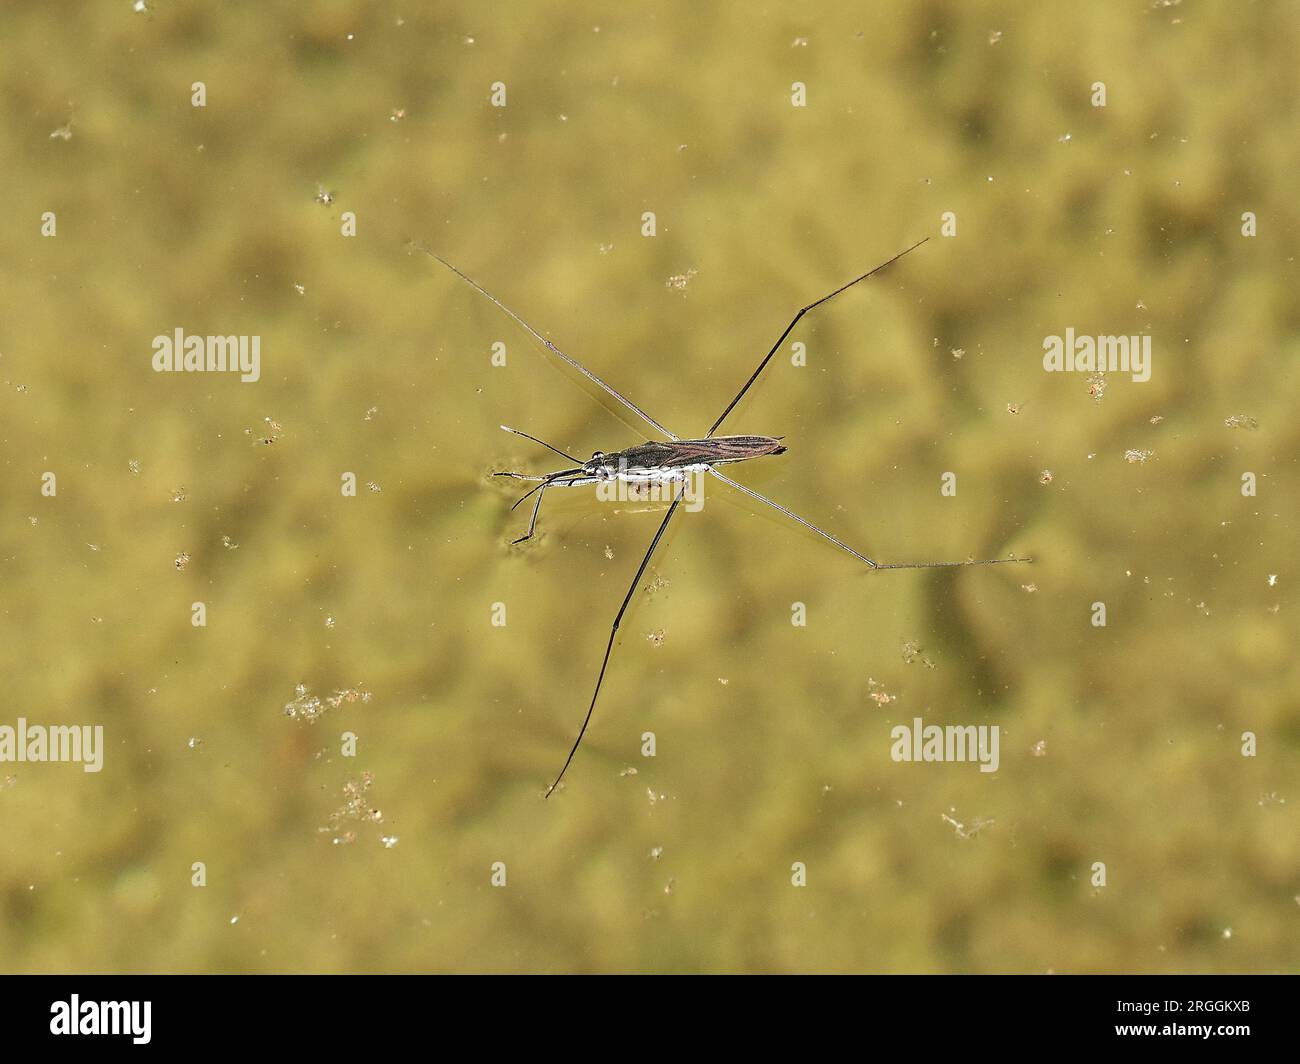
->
[591,451,603,460]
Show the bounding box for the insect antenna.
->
[706,237,929,438]
[499,424,583,464]
[546,485,685,798]
[411,241,679,441]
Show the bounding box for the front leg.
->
[512,483,549,544]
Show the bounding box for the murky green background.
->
[0,2,1295,973]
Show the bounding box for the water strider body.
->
[495,434,787,540]
[593,435,788,481]
[414,237,1030,797]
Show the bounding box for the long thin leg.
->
[411,242,679,440]
[546,486,685,798]
[512,483,549,544]
[509,483,561,543]
[706,238,929,438]
[497,471,599,542]
[709,470,1029,570]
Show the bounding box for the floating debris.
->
[283,683,372,722]
[644,573,669,597]
[314,186,335,206]
[867,677,894,706]
[665,268,698,291]
[388,108,408,122]
[1149,415,1164,424]
[246,416,283,446]
[1124,448,1154,464]
[128,459,142,475]
[942,810,994,839]
[1086,373,1107,402]
[1038,469,1054,484]
[1224,414,1259,430]
[174,551,191,572]
[1006,402,1022,415]
[901,640,936,669]
[646,629,666,648]
[220,535,239,551]
[324,771,383,844]
[1031,739,1047,757]
[170,487,187,503]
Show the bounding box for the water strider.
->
[414,238,1029,797]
